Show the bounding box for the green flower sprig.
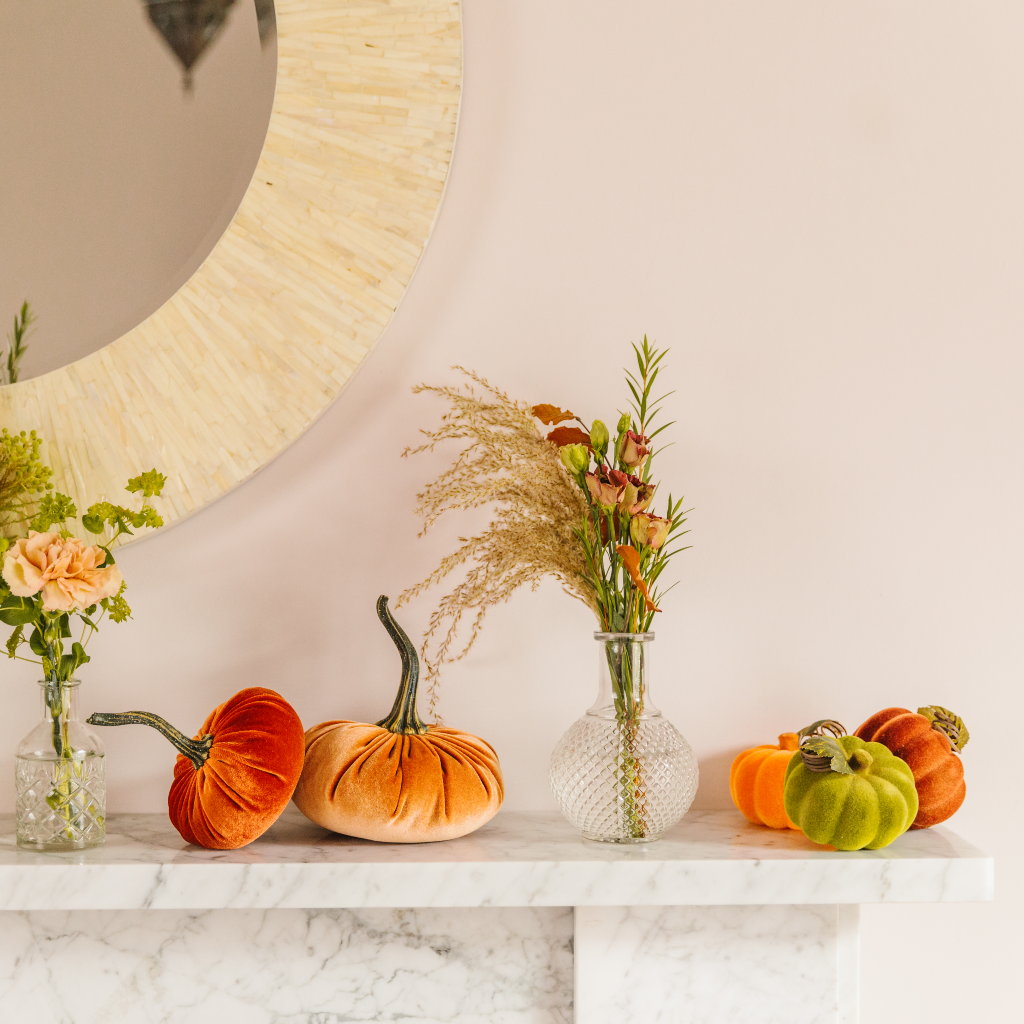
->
[0,428,53,539]
[548,338,691,633]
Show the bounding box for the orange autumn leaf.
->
[547,426,592,448]
[532,404,576,425]
[615,544,660,613]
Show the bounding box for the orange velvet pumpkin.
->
[854,705,968,828]
[730,721,848,829]
[89,687,305,849]
[730,733,801,829]
[293,596,504,843]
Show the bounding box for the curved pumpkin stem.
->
[918,706,969,752]
[87,711,214,770]
[799,735,854,775]
[375,595,429,736]
[797,719,847,742]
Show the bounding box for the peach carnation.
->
[2,531,123,612]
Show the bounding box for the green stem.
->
[604,638,647,838]
[87,711,213,770]
[374,595,429,735]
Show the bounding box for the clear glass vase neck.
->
[38,678,80,722]
[589,632,660,720]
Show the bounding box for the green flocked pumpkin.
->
[783,733,919,850]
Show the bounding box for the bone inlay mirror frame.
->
[0,0,461,541]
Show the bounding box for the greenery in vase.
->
[401,339,689,714]
[3,301,35,385]
[0,469,166,756]
[548,338,690,634]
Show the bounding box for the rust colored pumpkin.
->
[293,596,504,843]
[89,687,305,849]
[854,705,968,829]
[730,721,847,830]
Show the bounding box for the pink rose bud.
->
[619,430,651,470]
[629,512,671,551]
[585,471,626,508]
[618,479,639,514]
[625,477,656,515]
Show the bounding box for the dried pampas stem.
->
[399,368,598,715]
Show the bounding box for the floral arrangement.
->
[401,338,689,711]
[0,464,166,754]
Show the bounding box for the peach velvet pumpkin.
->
[88,687,305,849]
[293,596,504,843]
[854,705,968,828]
[730,733,801,829]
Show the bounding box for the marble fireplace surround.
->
[0,809,992,1024]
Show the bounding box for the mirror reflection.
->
[0,0,277,381]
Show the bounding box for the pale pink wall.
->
[1,2,1018,1019]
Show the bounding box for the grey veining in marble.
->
[0,906,573,1024]
[574,904,859,1024]
[0,808,992,911]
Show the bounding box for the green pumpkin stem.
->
[374,595,429,736]
[918,705,969,753]
[87,711,214,770]
[848,748,873,770]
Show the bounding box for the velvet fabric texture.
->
[783,735,919,850]
[293,720,504,843]
[729,733,801,830]
[854,707,966,829]
[168,687,305,850]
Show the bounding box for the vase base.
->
[17,835,105,852]
[582,833,660,844]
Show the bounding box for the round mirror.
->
[0,0,277,381]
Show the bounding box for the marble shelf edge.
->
[0,810,992,912]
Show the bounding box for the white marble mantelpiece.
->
[0,808,992,911]
[0,810,993,1023]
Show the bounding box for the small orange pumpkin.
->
[89,687,305,849]
[854,705,968,828]
[730,720,847,829]
[293,596,503,843]
[730,733,801,829]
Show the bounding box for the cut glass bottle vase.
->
[549,633,698,842]
[16,679,106,851]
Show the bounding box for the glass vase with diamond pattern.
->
[549,634,697,842]
[16,680,105,850]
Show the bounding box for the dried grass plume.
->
[399,369,598,714]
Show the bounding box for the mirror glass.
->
[0,0,277,381]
